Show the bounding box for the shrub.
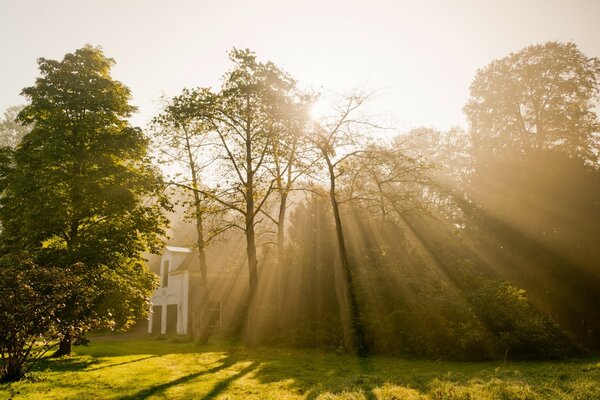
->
[0,254,88,382]
[469,280,579,359]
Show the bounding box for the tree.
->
[197,49,299,343]
[461,41,600,349]
[264,90,312,310]
[464,41,600,163]
[310,92,373,354]
[151,89,214,343]
[0,254,94,382]
[344,138,431,222]
[0,45,168,356]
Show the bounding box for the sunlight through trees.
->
[1,40,599,382]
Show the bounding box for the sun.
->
[309,97,333,121]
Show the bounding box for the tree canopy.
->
[464,41,600,163]
[0,45,168,356]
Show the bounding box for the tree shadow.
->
[301,356,377,400]
[202,361,259,399]
[35,357,99,372]
[258,352,380,400]
[116,353,251,400]
[33,336,597,399]
[86,355,158,371]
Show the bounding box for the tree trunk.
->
[244,121,259,346]
[327,161,367,355]
[185,129,211,344]
[277,191,287,308]
[2,357,25,382]
[52,333,72,357]
[245,208,259,346]
[195,199,210,344]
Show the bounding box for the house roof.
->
[165,246,193,253]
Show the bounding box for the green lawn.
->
[1,335,598,399]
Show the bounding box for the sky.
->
[1,0,599,132]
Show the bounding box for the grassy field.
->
[0,335,598,400]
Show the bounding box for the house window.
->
[208,301,221,328]
[162,260,169,287]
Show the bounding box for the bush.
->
[469,280,580,359]
[0,254,87,382]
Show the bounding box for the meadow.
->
[0,335,598,400]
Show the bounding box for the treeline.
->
[154,42,599,359]
[1,41,599,381]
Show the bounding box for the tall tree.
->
[464,41,600,163]
[200,49,298,343]
[462,41,600,348]
[311,92,373,354]
[264,91,312,308]
[0,45,168,355]
[151,88,214,343]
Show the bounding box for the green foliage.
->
[276,197,580,360]
[411,41,600,352]
[0,45,168,343]
[279,196,343,348]
[462,83,600,350]
[0,254,90,382]
[464,41,600,162]
[469,279,579,360]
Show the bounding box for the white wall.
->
[148,250,190,334]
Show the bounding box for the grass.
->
[0,335,599,399]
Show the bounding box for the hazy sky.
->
[1,0,599,131]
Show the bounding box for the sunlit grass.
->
[0,335,598,399]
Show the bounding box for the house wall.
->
[148,248,248,336]
[148,250,190,335]
[187,271,249,335]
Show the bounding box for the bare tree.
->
[310,92,374,354]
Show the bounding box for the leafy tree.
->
[280,195,341,347]
[0,254,91,382]
[151,89,215,343]
[464,41,600,163]
[0,45,167,355]
[461,41,600,349]
[196,49,299,343]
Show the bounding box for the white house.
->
[148,246,195,335]
[147,244,245,336]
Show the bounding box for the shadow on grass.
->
[34,354,158,374]
[34,336,600,399]
[299,356,378,400]
[202,361,259,399]
[116,354,257,400]
[255,352,381,400]
[86,355,158,371]
[35,357,99,372]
